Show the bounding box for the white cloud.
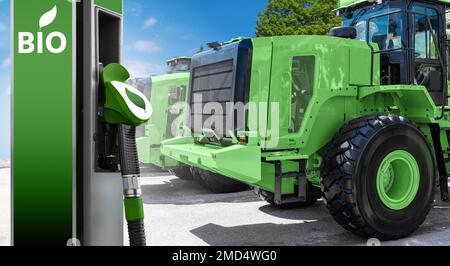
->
[132,40,161,53]
[127,3,143,17]
[130,7,140,16]
[5,86,10,96]
[144,17,157,28]
[1,56,10,68]
[124,60,166,78]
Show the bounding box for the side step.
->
[271,160,308,205]
[435,126,450,202]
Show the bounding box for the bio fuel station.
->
[12,0,151,246]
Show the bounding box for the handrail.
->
[362,8,447,119]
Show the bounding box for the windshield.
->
[343,5,404,50]
[168,62,190,73]
[167,58,191,74]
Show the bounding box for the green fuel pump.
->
[102,63,152,246]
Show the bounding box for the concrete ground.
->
[2,167,450,246]
[139,171,450,246]
[0,169,10,246]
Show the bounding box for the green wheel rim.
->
[376,150,420,210]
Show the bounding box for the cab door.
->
[410,2,447,106]
[265,37,319,150]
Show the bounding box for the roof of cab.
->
[338,0,450,9]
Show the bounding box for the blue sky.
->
[0,0,267,159]
[0,0,10,160]
[122,0,268,77]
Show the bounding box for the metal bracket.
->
[273,160,308,205]
[431,124,449,202]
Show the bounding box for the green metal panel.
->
[162,138,263,183]
[358,85,437,121]
[13,0,74,246]
[162,35,380,192]
[349,48,372,85]
[264,35,377,152]
[245,37,273,147]
[338,0,368,9]
[162,34,450,195]
[137,72,189,168]
[95,0,123,14]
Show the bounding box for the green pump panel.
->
[13,0,124,246]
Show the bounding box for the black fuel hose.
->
[118,125,147,246]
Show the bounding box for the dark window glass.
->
[367,12,404,51]
[412,5,439,59]
[290,56,315,133]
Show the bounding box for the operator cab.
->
[339,0,448,106]
[167,56,192,74]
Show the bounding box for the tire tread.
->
[321,114,432,240]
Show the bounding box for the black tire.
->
[197,169,249,193]
[190,167,203,181]
[256,183,323,209]
[170,165,194,180]
[321,115,436,240]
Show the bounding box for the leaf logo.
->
[39,6,57,29]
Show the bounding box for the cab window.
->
[412,5,439,59]
[365,12,403,51]
[343,6,404,51]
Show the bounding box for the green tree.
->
[256,0,342,37]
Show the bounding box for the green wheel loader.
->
[137,57,248,193]
[136,56,194,181]
[136,60,192,176]
[162,0,450,240]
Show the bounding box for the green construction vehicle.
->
[162,0,450,240]
[137,57,248,193]
[136,57,192,177]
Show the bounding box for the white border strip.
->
[72,0,77,244]
[10,0,14,247]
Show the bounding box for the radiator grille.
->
[187,39,252,141]
[190,60,234,135]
